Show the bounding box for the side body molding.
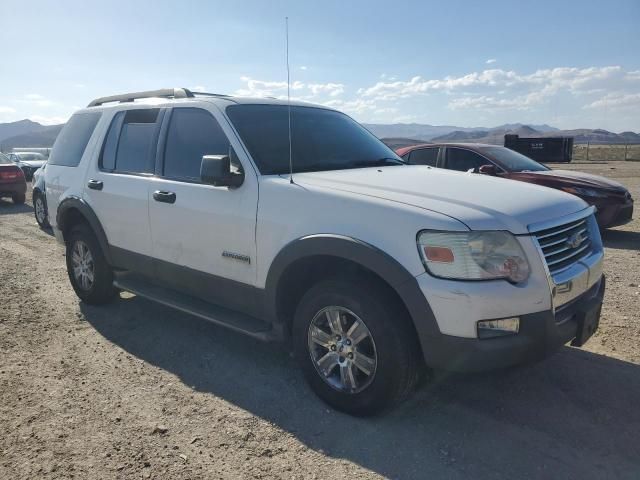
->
[56,196,112,264]
[264,234,442,338]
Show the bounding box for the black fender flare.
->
[56,196,112,264]
[264,234,442,338]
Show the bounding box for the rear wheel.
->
[12,193,25,205]
[65,225,117,304]
[33,192,49,228]
[293,277,421,416]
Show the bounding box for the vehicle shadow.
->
[602,228,640,252]
[81,296,640,479]
[0,199,33,215]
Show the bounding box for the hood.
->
[19,160,46,168]
[292,166,589,234]
[510,169,627,191]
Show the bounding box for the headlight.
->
[561,186,607,198]
[417,230,530,283]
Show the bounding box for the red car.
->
[0,152,27,204]
[396,143,634,228]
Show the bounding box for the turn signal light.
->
[423,246,454,263]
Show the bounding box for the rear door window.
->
[48,112,102,167]
[408,147,439,166]
[100,109,161,174]
[162,108,230,181]
[445,148,488,172]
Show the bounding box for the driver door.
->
[147,106,259,310]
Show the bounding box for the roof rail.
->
[87,88,195,107]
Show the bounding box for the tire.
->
[33,192,50,228]
[12,193,25,205]
[65,224,117,305]
[293,277,421,416]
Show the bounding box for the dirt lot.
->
[1,161,639,480]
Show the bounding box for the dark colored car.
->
[396,143,634,229]
[0,152,27,204]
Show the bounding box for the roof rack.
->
[87,88,232,108]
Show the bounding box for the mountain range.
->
[364,123,640,150]
[0,119,638,153]
[0,120,64,151]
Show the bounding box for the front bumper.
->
[596,197,634,228]
[422,275,605,372]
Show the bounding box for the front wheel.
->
[65,225,117,304]
[293,278,421,416]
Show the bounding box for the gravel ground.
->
[1,161,639,479]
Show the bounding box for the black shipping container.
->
[504,134,574,163]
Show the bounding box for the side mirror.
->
[201,154,244,188]
[479,164,497,176]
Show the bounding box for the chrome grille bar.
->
[532,216,593,275]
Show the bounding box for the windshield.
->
[226,104,404,174]
[0,152,11,165]
[480,146,549,172]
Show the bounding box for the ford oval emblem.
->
[566,232,582,249]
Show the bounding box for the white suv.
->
[46,88,605,415]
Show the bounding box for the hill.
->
[0,119,51,143]
[1,125,64,151]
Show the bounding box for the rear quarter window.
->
[48,112,102,167]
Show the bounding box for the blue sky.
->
[2,0,639,131]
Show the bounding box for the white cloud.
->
[22,93,56,108]
[229,66,640,128]
[486,58,497,64]
[585,92,640,110]
[307,83,344,97]
[29,115,68,125]
[0,106,16,113]
[234,76,344,100]
[299,66,308,71]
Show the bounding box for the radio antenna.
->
[286,17,294,184]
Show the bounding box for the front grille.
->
[533,217,592,275]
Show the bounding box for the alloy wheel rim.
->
[307,306,377,394]
[71,241,94,291]
[35,198,45,223]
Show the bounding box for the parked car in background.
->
[397,143,634,228]
[9,151,47,180]
[0,152,27,204]
[32,162,49,227]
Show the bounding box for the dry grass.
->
[573,144,640,162]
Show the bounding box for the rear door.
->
[83,108,164,273]
[147,106,259,304]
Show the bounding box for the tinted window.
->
[163,108,230,181]
[48,112,101,167]
[100,109,159,174]
[226,105,403,174]
[409,147,439,166]
[446,148,488,172]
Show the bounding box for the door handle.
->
[153,190,176,204]
[87,179,103,190]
